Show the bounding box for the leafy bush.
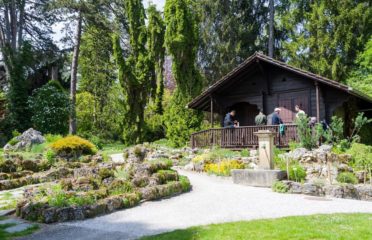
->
[8,137,19,146]
[241,149,249,157]
[295,116,323,150]
[204,159,244,176]
[28,81,70,134]
[347,143,372,184]
[272,181,289,193]
[288,163,306,182]
[179,175,191,192]
[45,134,63,144]
[50,136,97,157]
[336,172,358,184]
[323,116,344,144]
[89,135,103,150]
[44,149,56,165]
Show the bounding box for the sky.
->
[144,0,166,10]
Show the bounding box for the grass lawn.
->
[0,217,38,240]
[100,143,125,155]
[141,214,372,240]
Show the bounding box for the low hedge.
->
[50,136,97,157]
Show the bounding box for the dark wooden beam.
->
[315,81,320,122]
[210,96,214,127]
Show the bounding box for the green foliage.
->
[336,172,358,184]
[192,148,239,163]
[295,116,323,150]
[44,149,56,165]
[164,94,203,147]
[147,4,166,114]
[288,141,300,151]
[347,38,372,98]
[240,149,249,157]
[163,0,203,147]
[281,0,372,81]
[272,181,289,193]
[324,116,344,144]
[288,162,306,182]
[346,143,372,184]
[8,137,19,146]
[114,166,130,181]
[179,175,191,192]
[28,81,70,135]
[198,0,267,84]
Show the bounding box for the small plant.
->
[272,181,289,193]
[89,136,103,150]
[288,163,306,182]
[8,137,19,146]
[179,175,191,192]
[45,134,63,144]
[114,166,130,180]
[133,146,143,157]
[44,149,56,165]
[288,141,300,151]
[50,136,97,157]
[295,116,323,150]
[336,172,358,184]
[240,149,249,157]
[347,143,372,184]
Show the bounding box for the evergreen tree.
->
[112,0,152,145]
[281,0,372,81]
[198,0,267,83]
[164,0,203,147]
[147,4,166,114]
[347,38,372,98]
[79,24,116,133]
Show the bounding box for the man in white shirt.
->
[295,105,306,118]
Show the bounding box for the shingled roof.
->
[188,52,372,109]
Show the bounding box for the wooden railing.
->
[190,124,298,149]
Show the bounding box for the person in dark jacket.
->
[271,107,283,125]
[224,110,237,128]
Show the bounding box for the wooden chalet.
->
[188,52,372,149]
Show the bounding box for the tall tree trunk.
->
[69,11,82,135]
[268,0,274,58]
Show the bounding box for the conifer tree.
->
[163,0,203,147]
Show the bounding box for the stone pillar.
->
[254,130,276,170]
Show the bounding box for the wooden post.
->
[210,96,214,127]
[315,82,320,122]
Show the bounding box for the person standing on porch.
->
[255,110,267,126]
[224,110,238,128]
[295,105,306,119]
[271,107,283,125]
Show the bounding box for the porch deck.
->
[190,124,298,149]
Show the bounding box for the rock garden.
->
[0,130,191,224]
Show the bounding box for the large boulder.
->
[4,128,45,151]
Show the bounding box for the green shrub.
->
[114,166,130,181]
[108,180,133,195]
[8,137,19,146]
[28,81,70,135]
[44,134,63,144]
[179,175,191,192]
[240,149,249,157]
[50,136,97,157]
[272,181,289,193]
[31,143,47,153]
[346,143,372,184]
[89,136,103,150]
[44,149,56,165]
[288,163,306,182]
[336,172,358,184]
[98,168,114,179]
[295,116,324,150]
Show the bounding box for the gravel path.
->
[20,155,372,240]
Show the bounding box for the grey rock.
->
[4,128,45,151]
